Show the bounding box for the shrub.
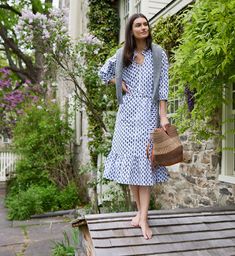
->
[6,183,80,220]
[57,182,80,210]
[12,102,73,188]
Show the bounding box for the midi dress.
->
[99,48,169,186]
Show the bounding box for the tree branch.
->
[0,24,39,83]
[0,4,21,16]
[52,54,107,132]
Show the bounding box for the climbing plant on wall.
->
[87,0,119,45]
[171,0,235,140]
[152,14,183,58]
[84,0,120,165]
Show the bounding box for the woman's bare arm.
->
[159,100,169,130]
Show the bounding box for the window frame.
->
[167,84,182,124]
[134,0,141,13]
[219,84,235,184]
[123,0,129,26]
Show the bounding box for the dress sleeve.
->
[159,50,169,101]
[98,53,116,84]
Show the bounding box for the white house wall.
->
[57,0,90,166]
[119,0,194,43]
[149,0,194,25]
[144,0,172,19]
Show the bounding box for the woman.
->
[98,13,169,240]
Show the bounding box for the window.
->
[219,84,235,183]
[124,0,129,25]
[167,85,181,124]
[134,0,141,13]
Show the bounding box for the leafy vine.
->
[85,0,119,165]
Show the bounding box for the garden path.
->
[0,182,73,256]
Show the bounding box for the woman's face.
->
[132,17,149,40]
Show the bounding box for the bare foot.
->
[139,220,152,240]
[131,212,140,227]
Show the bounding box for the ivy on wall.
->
[88,0,119,45]
[171,0,235,140]
[152,1,235,142]
[85,0,120,165]
[152,14,183,58]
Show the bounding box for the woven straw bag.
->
[146,124,183,167]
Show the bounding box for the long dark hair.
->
[123,13,152,67]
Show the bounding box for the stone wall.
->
[154,131,235,209]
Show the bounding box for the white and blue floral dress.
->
[99,48,169,186]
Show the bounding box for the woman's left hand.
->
[160,116,170,131]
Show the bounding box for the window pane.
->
[170,102,174,114]
[175,100,179,111]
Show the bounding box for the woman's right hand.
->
[122,80,129,93]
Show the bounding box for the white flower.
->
[51,99,56,103]
[80,33,102,45]
[43,29,50,39]
[37,105,43,110]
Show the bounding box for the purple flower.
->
[184,86,196,112]
[0,79,11,89]
[0,67,10,75]
[25,79,31,84]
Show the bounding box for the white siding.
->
[149,0,194,25]
[146,0,172,18]
[57,0,90,166]
[119,0,192,43]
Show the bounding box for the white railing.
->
[0,151,18,181]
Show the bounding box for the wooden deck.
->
[73,206,235,256]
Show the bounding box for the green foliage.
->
[6,184,59,220]
[101,182,131,213]
[0,0,20,29]
[87,0,119,45]
[51,229,79,256]
[6,183,80,220]
[171,0,235,139]
[84,1,120,165]
[57,182,80,210]
[5,101,82,220]
[77,41,117,164]
[152,14,183,57]
[12,101,73,187]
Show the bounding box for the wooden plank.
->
[90,223,206,238]
[146,247,235,256]
[85,206,235,221]
[91,229,235,248]
[94,238,235,256]
[86,211,235,225]
[87,214,235,231]
[89,221,235,239]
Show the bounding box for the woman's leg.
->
[129,185,141,226]
[139,186,152,239]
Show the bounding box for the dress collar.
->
[133,48,150,59]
